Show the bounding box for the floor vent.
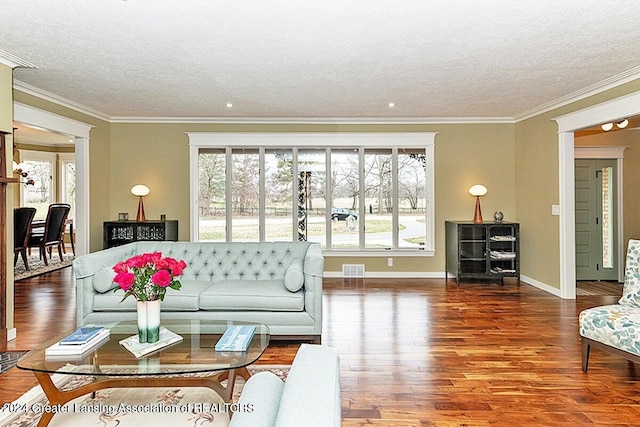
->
[342,264,365,278]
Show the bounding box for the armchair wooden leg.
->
[582,338,591,373]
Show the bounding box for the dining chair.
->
[14,207,37,270]
[27,203,71,266]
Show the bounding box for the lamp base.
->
[136,197,146,222]
[473,197,483,223]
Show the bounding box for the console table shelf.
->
[103,220,178,249]
[445,221,520,285]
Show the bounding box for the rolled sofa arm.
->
[73,243,139,326]
[302,243,324,335]
[228,372,284,427]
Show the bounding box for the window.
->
[18,150,56,219]
[18,150,76,220]
[189,132,436,254]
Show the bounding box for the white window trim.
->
[187,132,437,256]
[58,152,76,211]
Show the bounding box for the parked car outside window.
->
[331,207,358,221]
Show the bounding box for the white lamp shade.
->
[131,184,150,197]
[469,184,488,197]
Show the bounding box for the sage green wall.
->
[515,80,640,290]
[1,64,15,331]
[13,79,640,285]
[12,91,111,252]
[108,122,516,274]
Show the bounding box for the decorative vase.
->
[494,211,504,223]
[136,299,161,344]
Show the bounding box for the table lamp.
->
[469,184,488,223]
[131,184,150,221]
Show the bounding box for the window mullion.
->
[225,147,232,242]
[392,147,399,249]
[292,148,299,241]
[359,146,365,249]
[259,147,265,242]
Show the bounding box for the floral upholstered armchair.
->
[579,239,640,372]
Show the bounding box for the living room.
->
[2,2,640,426]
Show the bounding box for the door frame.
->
[13,102,93,256]
[555,90,640,299]
[574,147,626,282]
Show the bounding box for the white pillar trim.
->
[13,102,93,255]
[554,89,640,299]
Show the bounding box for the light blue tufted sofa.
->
[73,241,324,343]
[579,239,640,371]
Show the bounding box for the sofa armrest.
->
[274,344,340,427]
[302,243,324,335]
[228,372,284,427]
[73,243,139,326]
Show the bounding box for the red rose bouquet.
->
[113,252,186,302]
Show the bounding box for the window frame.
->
[18,149,57,216]
[188,132,436,256]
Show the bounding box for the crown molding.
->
[0,50,37,69]
[13,79,111,122]
[109,116,515,124]
[12,65,640,126]
[514,66,640,122]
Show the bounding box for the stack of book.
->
[45,326,110,359]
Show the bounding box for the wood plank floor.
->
[1,270,638,426]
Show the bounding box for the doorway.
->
[575,158,618,281]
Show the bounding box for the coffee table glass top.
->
[17,320,270,376]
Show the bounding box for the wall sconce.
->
[131,184,150,221]
[601,119,629,131]
[469,184,488,223]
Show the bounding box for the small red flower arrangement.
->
[113,252,186,302]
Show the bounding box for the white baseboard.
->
[323,271,447,279]
[322,272,564,298]
[520,275,562,297]
[7,328,16,341]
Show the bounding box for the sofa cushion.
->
[284,259,304,292]
[580,304,640,356]
[93,267,118,293]
[93,281,212,312]
[199,280,304,312]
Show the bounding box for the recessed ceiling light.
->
[601,122,614,131]
[388,102,395,108]
[226,103,233,108]
[617,119,629,129]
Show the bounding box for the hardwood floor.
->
[2,270,638,426]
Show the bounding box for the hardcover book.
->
[60,326,105,345]
[46,329,110,357]
[215,325,256,352]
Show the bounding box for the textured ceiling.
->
[2,0,640,120]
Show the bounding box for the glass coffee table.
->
[17,319,270,427]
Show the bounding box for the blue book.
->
[60,326,105,345]
[215,325,256,352]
